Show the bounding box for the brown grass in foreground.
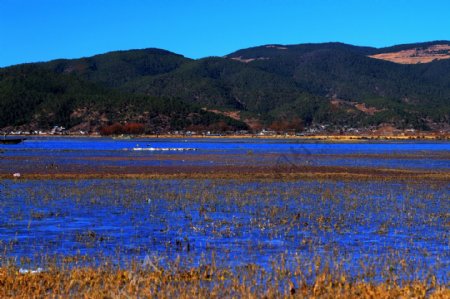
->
[0,265,448,298]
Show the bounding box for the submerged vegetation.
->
[0,138,448,297]
[0,176,449,297]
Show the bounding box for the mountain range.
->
[1,41,449,133]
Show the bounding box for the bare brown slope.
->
[369,44,450,64]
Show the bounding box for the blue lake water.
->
[1,137,449,170]
[2,137,450,153]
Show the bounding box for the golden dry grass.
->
[0,266,448,298]
[0,267,450,298]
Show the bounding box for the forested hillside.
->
[1,41,449,132]
[0,64,247,133]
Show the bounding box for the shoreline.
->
[6,133,450,141]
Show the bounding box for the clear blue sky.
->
[1,0,449,67]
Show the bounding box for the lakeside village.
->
[2,123,450,139]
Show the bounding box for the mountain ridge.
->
[1,41,449,133]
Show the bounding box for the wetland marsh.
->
[0,137,448,297]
